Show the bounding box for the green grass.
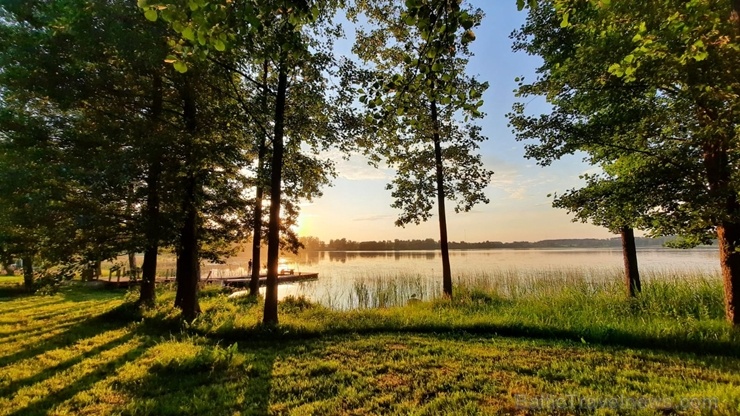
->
[1,271,740,415]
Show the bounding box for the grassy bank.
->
[1,272,739,415]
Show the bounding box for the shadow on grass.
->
[0,284,31,299]
[0,299,66,315]
[204,320,740,364]
[123,339,279,415]
[58,285,128,302]
[17,300,104,322]
[0,330,137,399]
[8,339,150,416]
[0,313,97,340]
[0,303,139,368]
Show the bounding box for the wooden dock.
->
[219,272,319,288]
[99,271,318,289]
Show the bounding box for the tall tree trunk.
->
[718,223,740,325]
[128,252,136,278]
[250,59,269,297]
[263,63,288,326]
[174,76,201,321]
[139,73,163,307]
[174,249,186,308]
[139,157,161,306]
[702,138,740,325]
[176,185,201,321]
[430,100,452,297]
[22,256,33,291]
[717,0,740,327]
[620,225,641,297]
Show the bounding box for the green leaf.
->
[144,9,158,22]
[560,12,569,28]
[214,39,226,51]
[516,0,526,11]
[607,63,622,76]
[189,1,199,11]
[182,27,195,41]
[173,61,188,73]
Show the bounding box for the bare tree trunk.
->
[250,59,269,297]
[176,189,201,321]
[128,252,136,279]
[174,75,201,321]
[430,100,452,297]
[139,73,163,307]
[718,223,740,325]
[139,158,161,306]
[174,249,185,308]
[22,256,33,291]
[263,62,288,326]
[702,137,740,325]
[620,226,641,297]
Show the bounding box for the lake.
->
[202,248,721,309]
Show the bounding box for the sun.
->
[292,214,312,237]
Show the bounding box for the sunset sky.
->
[298,1,614,243]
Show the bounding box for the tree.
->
[1,0,254,311]
[551,172,647,296]
[510,1,740,323]
[142,0,353,324]
[351,0,493,297]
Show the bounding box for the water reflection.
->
[199,248,722,309]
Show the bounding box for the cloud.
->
[320,150,393,181]
[354,214,396,222]
[580,165,603,176]
[487,165,537,200]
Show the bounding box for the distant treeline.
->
[298,236,687,252]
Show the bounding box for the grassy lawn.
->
[1,276,740,415]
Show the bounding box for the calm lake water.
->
[202,248,721,309]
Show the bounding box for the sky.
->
[297,1,614,243]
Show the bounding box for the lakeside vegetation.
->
[1,270,739,415]
[301,236,690,252]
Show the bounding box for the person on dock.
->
[248,259,253,274]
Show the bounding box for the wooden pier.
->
[219,272,319,288]
[101,270,319,289]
